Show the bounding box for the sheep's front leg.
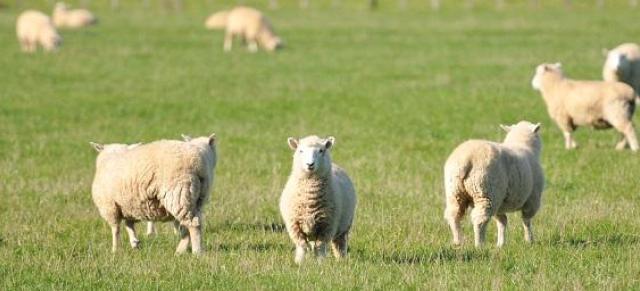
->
[124,220,140,249]
[223,32,233,52]
[494,214,507,247]
[623,123,639,151]
[294,240,309,265]
[175,221,190,254]
[313,240,328,261]
[247,40,258,53]
[616,133,629,150]
[331,232,348,259]
[146,221,156,236]
[563,131,577,149]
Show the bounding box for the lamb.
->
[279,135,356,264]
[532,62,639,151]
[603,43,640,94]
[444,121,544,247]
[16,10,62,53]
[90,134,217,255]
[205,6,282,52]
[53,2,97,29]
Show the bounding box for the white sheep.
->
[603,43,640,94]
[444,121,544,247]
[53,2,97,29]
[90,134,217,254]
[205,6,282,52]
[279,135,356,264]
[16,10,62,53]
[532,62,639,151]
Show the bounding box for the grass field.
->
[1,1,640,289]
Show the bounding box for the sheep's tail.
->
[443,160,471,209]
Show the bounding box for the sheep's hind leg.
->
[187,224,203,255]
[124,220,140,249]
[313,240,329,261]
[444,197,468,246]
[471,198,492,247]
[494,214,507,247]
[175,221,190,254]
[110,222,120,253]
[331,232,348,259]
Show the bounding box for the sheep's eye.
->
[319,149,324,153]
[298,150,303,153]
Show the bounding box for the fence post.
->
[631,0,638,7]
[111,0,119,10]
[300,0,308,9]
[269,0,278,9]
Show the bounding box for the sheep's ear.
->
[325,136,335,149]
[532,123,541,133]
[552,62,562,69]
[208,133,216,146]
[90,142,104,152]
[499,124,511,132]
[287,137,298,150]
[181,134,192,142]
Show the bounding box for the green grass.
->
[2,1,640,289]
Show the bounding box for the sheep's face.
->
[288,135,334,175]
[42,30,62,51]
[531,63,562,90]
[264,37,283,52]
[501,121,542,151]
[605,51,631,79]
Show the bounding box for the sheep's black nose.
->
[306,162,315,169]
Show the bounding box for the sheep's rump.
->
[561,80,636,128]
[445,140,533,213]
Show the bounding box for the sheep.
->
[603,43,640,94]
[53,2,97,29]
[532,62,639,151]
[90,133,217,255]
[16,10,62,53]
[279,135,356,264]
[205,6,282,52]
[444,121,544,247]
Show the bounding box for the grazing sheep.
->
[603,43,640,94]
[16,10,62,53]
[90,134,217,255]
[532,62,639,151]
[206,6,282,52]
[53,2,97,28]
[444,121,544,247]
[279,136,356,264]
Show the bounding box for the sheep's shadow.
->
[213,242,287,253]
[212,221,286,233]
[353,247,490,265]
[549,233,640,248]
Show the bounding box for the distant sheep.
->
[16,10,62,53]
[444,121,544,247]
[532,62,639,151]
[90,134,217,255]
[205,6,282,52]
[279,135,356,264]
[603,43,640,94]
[53,2,97,28]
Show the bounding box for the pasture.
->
[1,1,640,289]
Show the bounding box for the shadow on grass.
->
[213,221,286,233]
[213,242,287,252]
[549,233,640,248]
[353,247,490,265]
